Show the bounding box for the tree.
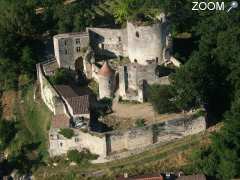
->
[191,93,240,179]
[0,58,18,90]
[49,68,75,85]
[0,120,17,151]
[0,0,41,57]
[20,47,36,77]
[147,84,178,114]
[59,128,74,139]
[0,0,43,90]
[113,0,165,24]
[67,149,98,166]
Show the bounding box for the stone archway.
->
[75,56,84,73]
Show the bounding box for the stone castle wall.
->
[36,63,66,115]
[49,129,107,157]
[88,28,128,58]
[53,20,170,68]
[127,22,167,65]
[105,116,206,156]
[48,114,206,160]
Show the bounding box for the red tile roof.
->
[52,114,70,128]
[98,61,114,77]
[54,85,90,115]
[66,95,89,115]
[55,85,78,98]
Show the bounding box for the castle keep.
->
[36,14,205,162]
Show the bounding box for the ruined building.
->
[34,14,204,162]
[52,14,176,101]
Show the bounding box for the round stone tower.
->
[98,61,114,99]
[127,19,168,65]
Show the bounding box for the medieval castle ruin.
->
[36,13,206,162]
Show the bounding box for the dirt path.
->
[1,90,17,120]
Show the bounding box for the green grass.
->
[23,85,52,159]
[9,85,52,160]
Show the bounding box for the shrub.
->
[59,128,74,139]
[147,84,178,114]
[135,119,146,127]
[67,149,99,166]
[49,68,75,85]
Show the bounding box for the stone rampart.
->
[36,63,66,115]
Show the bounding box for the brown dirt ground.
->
[103,101,187,129]
[1,90,17,120]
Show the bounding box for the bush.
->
[147,84,178,114]
[49,68,75,85]
[135,119,146,127]
[59,128,74,139]
[96,98,113,116]
[67,149,99,166]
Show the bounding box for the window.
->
[65,49,68,55]
[76,38,80,44]
[136,31,140,38]
[60,142,63,147]
[101,43,105,50]
[76,47,81,53]
[156,57,159,63]
[118,36,121,42]
[75,138,79,142]
[64,40,67,46]
[134,59,138,63]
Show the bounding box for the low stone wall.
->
[105,116,206,156]
[48,114,206,162]
[49,129,107,157]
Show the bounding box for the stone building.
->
[119,63,170,102]
[98,61,115,99]
[51,13,175,101]
[53,14,171,68]
[53,32,89,70]
[35,13,199,161]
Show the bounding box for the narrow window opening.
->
[136,31,140,38]
[76,47,81,53]
[76,38,80,44]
